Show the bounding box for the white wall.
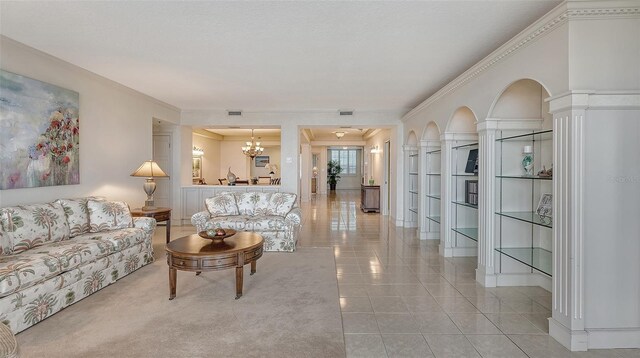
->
[192,133,220,184]
[0,36,181,208]
[365,129,391,186]
[218,140,250,180]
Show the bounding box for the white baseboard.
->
[451,247,477,257]
[403,221,418,228]
[496,272,552,291]
[549,318,589,351]
[475,266,497,287]
[586,327,640,349]
[420,232,440,240]
[439,245,452,257]
[390,215,403,227]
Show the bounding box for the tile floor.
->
[294,190,639,358]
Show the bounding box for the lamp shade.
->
[131,160,169,178]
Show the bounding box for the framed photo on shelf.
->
[255,156,269,167]
[536,193,552,218]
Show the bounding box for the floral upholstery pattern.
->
[0,242,152,333]
[204,192,239,217]
[0,198,155,333]
[235,192,271,215]
[87,200,133,233]
[0,203,70,255]
[267,193,297,216]
[192,191,302,252]
[0,229,11,257]
[56,198,92,237]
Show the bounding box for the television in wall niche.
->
[464,149,479,174]
[0,70,80,190]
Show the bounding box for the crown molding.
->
[401,1,640,123]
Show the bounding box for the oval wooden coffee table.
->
[166,232,263,300]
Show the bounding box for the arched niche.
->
[406,130,418,146]
[488,79,552,129]
[421,121,441,141]
[445,106,477,133]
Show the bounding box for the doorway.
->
[382,140,391,215]
[152,133,172,209]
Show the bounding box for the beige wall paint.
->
[192,134,220,184]
[0,37,180,208]
[365,129,391,186]
[249,147,281,178]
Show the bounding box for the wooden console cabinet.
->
[361,185,380,213]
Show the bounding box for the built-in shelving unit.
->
[424,149,441,234]
[451,142,479,256]
[407,150,419,224]
[495,130,553,277]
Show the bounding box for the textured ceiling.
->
[0,1,560,112]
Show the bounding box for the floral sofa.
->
[0,198,155,333]
[191,192,302,252]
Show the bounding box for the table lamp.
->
[131,160,169,210]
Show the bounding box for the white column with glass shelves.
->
[440,133,477,257]
[404,145,419,228]
[450,140,479,257]
[476,120,498,286]
[494,128,553,289]
[420,140,441,240]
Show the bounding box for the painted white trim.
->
[451,247,478,257]
[547,90,640,112]
[480,118,545,130]
[403,145,418,152]
[496,273,552,291]
[586,328,640,349]
[549,318,589,352]
[440,132,478,142]
[475,266,497,287]
[420,232,440,240]
[402,2,640,122]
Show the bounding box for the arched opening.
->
[446,106,477,134]
[405,130,420,228]
[421,121,442,240]
[488,78,552,129]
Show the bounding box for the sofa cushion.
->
[204,215,252,231]
[205,192,239,217]
[250,216,289,231]
[0,203,70,255]
[0,228,12,256]
[87,200,133,233]
[56,198,92,237]
[267,193,297,216]
[236,192,272,216]
[0,237,114,297]
[73,227,148,253]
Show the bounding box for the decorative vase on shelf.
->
[368,177,375,185]
[226,167,237,185]
[522,146,534,176]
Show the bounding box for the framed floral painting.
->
[0,70,79,189]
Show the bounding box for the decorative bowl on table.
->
[198,228,236,241]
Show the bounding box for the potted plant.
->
[327,160,343,191]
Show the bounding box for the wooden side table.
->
[131,207,172,243]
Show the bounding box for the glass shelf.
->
[495,247,552,276]
[496,130,552,142]
[426,215,440,223]
[452,173,478,177]
[409,172,418,175]
[427,150,441,154]
[452,201,478,209]
[452,227,478,242]
[408,208,418,214]
[496,211,552,228]
[409,190,418,194]
[452,142,478,149]
[426,194,441,199]
[426,173,441,176]
[496,175,552,180]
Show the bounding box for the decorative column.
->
[475,120,498,286]
[439,134,454,257]
[419,140,439,240]
[403,145,418,228]
[547,92,588,351]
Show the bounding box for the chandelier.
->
[242,129,264,159]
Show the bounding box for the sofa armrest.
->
[284,207,302,227]
[133,217,157,237]
[191,211,211,232]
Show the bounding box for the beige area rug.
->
[16,248,344,358]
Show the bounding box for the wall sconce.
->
[370,145,380,154]
[193,146,204,156]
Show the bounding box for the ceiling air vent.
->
[227,110,242,116]
[339,110,354,116]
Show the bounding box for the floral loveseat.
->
[191,192,302,252]
[0,198,155,333]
